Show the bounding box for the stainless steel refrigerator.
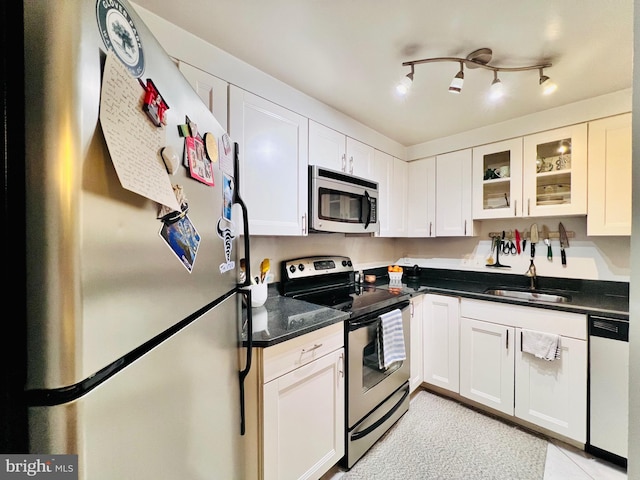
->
[20,1,252,478]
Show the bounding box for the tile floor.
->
[543,440,626,480]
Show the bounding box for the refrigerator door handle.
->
[234,140,253,435]
[233,142,252,288]
[238,289,253,436]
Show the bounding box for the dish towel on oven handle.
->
[521,329,561,361]
[377,309,406,369]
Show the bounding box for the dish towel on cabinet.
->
[377,309,406,369]
[522,329,561,361]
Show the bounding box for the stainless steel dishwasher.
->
[587,314,629,467]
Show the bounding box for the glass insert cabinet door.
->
[523,124,588,217]
[472,138,524,219]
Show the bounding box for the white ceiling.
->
[133,0,633,147]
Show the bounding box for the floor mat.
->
[343,390,548,480]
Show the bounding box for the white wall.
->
[248,216,630,284]
[245,235,399,283]
[398,217,630,282]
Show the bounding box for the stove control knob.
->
[289,265,296,274]
[298,264,305,272]
[342,260,348,267]
[347,260,352,267]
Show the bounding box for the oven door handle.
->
[348,301,410,331]
[350,384,410,441]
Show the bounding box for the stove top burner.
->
[292,283,408,318]
[281,255,411,318]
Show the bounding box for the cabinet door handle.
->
[429,221,432,237]
[520,331,523,352]
[527,198,531,216]
[302,213,306,234]
[342,153,346,172]
[464,220,467,236]
[339,352,344,378]
[506,329,509,350]
[514,199,517,217]
[301,343,323,354]
[349,156,354,174]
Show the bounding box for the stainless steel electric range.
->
[280,256,412,469]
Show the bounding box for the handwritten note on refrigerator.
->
[99,52,180,211]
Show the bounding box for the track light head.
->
[396,65,414,95]
[448,63,464,94]
[396,72,414,95]
[489,71,504,100]
[539,68,557,95]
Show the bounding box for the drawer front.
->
[263,323,344,383]
[460,299,586,340]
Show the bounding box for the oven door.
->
[347,302,410,427]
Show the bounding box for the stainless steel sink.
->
[483,289,571,303]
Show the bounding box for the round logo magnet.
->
[96,0,145,77]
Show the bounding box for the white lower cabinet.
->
[263,348,344,480]
[459,317,514,414]
[246,323,345,480]
[422,294,460,393]
[514,330,587,442]
[409,294,424,392]
[459,299,587,443]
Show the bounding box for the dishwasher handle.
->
[589,315,629,342]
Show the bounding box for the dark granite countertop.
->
[244,268,629,349]
[243,285,349,348]
[365,267,629,320]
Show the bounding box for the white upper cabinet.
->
[472,139,523,219]
[308,120,374,178]
[388,157,408,236]
[372,151,407,237]
[308,120,347,172]
[347,137,374,178]
[587,113,632,236]
[407,157,436,237]
[523,124,588,217]
[371,149,392,236]
[178,62,229,132]
[436,149,475,237]
[229,86,308,236]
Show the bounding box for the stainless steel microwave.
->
[309,165,379,234]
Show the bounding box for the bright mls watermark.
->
[0,455,77,479]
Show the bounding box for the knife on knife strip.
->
[559,222,569,267]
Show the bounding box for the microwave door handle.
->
[362,191,371,229]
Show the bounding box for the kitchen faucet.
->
[525,260,537,290]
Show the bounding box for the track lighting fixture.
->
[396,48,554,99]
[448,62,464,94]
